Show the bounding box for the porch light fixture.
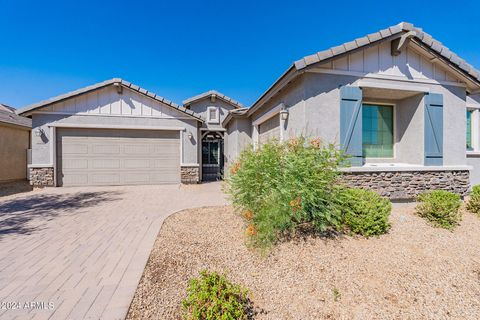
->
[280,104,289,121]
[187,131,193,139]
[34,128,44,137]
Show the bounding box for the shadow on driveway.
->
[0,191,123,238]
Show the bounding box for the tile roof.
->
[183,90,244,108]
[16,78,204,122]
[247,22,480,117]
[0,104,32,128]
[294,22,480,82]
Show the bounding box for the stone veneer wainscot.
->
[29,167,55,187]
[180,165,199,184]
[341,167,470,200]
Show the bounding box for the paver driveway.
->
[0,182,228,320]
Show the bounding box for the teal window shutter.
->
[340,86,363,166]
[424,93,443,165]
[466,110,473,150]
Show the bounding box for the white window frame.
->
[207,106,220,124]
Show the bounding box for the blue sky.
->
[0,0,479,109]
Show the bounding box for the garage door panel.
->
[124,159,151,169]
[91,159,121,169]
[63,144,89,154]
[91,144,121,154]
[124,144,150,154]
[153,159,180,167]
[61,174,88,186]
[91,173,121,185]
[57,128,180,186]
[63,159,89,169]
[124,173,150,184]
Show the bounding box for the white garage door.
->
[258,114,280,145]
[56,128,180,186]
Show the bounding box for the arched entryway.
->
[201,131,224,181]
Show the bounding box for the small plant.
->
[467,185,480,215]
[182,270,251,320]
[335,187,391,237]
[415,190,462,230]
[332,287,341,301]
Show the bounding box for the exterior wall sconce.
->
[187,131,193,139]
[34,128,44,137]
[280,105,289,121]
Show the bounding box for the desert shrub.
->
[415,190,462,230]
[467,185,480,214]
[225,137,346,249]
[182,270,251,320]
[336,187,391,237]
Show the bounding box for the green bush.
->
[182,270,251,320]
[467,185,480,215]
[336,187,391,237]
[415,190,462,230]
[225,137,346,249]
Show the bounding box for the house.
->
[0,103,31,183]
[16,22,480,199]
[16,80,240,186]
[223,22,480,199]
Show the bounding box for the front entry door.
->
[202,133,224,181]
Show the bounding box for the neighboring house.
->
[16,22,480,200]
[223,22,480,199]
[0,103,31,183]
[16,80,240,186]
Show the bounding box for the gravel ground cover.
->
[127,204,480,320]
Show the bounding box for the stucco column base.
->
[181,165,200,184]
[29,167,55,187]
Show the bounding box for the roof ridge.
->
[16,79,204,122]
[183,90,244,108]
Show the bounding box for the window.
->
[207,106,219,124]
[202,141,219,164]
[362,104,394,158]
[467,109,473,150]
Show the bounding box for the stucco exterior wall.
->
[393,94,424,165]
[224,117,252,168]
[0,124,30,182]
[467,156,480,186]
[30,113,199,165]
[188,99,236,131]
